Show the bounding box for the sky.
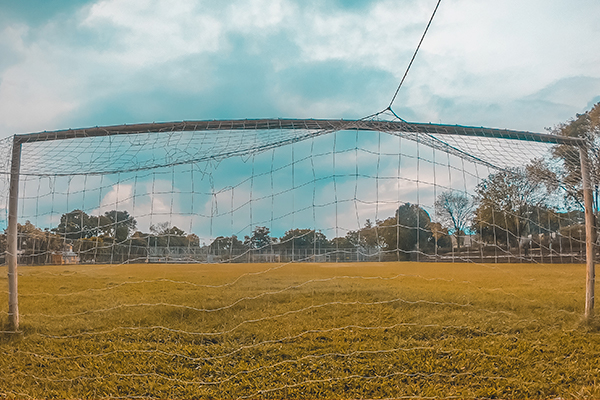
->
[0,0,599,137]
[0,0,599,240]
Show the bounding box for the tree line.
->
[3,210,200,264]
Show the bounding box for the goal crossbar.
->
[14,118,584,146]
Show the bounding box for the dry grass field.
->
[1,261,599,399]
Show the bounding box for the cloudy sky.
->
[1,0,599,138]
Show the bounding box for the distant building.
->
[451,234,475,248]
[50,244,80,264]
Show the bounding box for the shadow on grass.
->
[580,315,600,332]
[0,317,24,342]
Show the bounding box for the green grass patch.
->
[1,261,599,399]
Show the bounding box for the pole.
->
[7,138,22,331]
[580,145,596,320]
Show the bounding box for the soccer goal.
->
[1,117,596,332]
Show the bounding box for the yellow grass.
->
[1,261,599,399]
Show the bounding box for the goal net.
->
[0,116,596,399]
[0,117,591,266]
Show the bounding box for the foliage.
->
[53,210,103,240]
[342,219,382,250]
[103,210,137,242]
[209,235,246,253]
[377,203,434,259]
[14,221,63,264]
[473,168,545,247]
[435,190,474,248]
[16,204,452,264]
[329,235,353,248]
[540,102,600,212]
[17,221,61,250]
[53,209,137,242]
[278,228,328,250]
[244,226,272,249]
[427,221,452,249]
[148,222,191,247]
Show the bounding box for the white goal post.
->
[3,118,595,331]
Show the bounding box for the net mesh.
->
[1,117,589,265]
[1,116,597,399]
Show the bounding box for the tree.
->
[427,221,452,249]
[54,210,100,240]
[473,168,545,248]
[330,236,352,248]
[103,210,137,242]
[125,231,152,256]
[15,221,62,264]
[434,190,474,248]
[149,222,188,247]
[345,219,381,250]
[244,226,272,249]
[209,235,246,253]
[1,221,64,264]
[186,233,200,247]
[539,102,600,214]
[54,209,137,242]
[278,228,328,250]
[377,203,433,259]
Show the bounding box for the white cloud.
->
[0,0,599,139]
[95,182,135,214]
[411,0,600,103]
[293,1,427,70]
[284,0,600,127]
[273,92,361,119]
[0,25,79,134]
[228,0,293,33]
[82,0,224,67]
[93,181,175,232]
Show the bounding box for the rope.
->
[387,0,443,111]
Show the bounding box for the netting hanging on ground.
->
[0,117,590,265]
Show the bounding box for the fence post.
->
[580,145,596,320]
[7,138,22,331]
